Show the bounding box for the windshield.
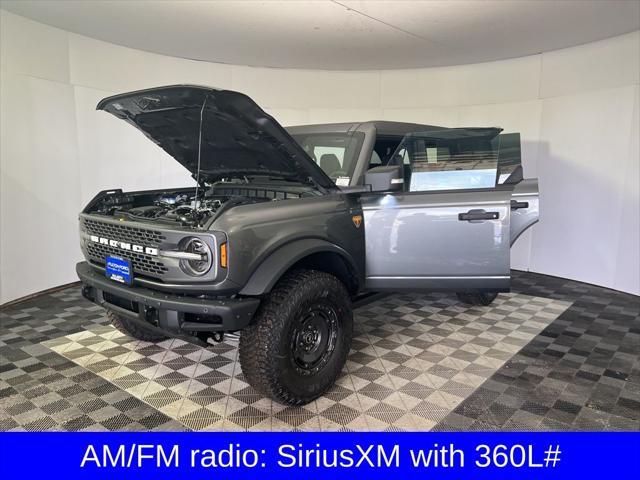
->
[290,132,365,186]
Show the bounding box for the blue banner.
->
[0,432,637,479]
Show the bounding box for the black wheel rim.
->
[290,303,339,376]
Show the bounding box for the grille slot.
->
[82,218,169,278]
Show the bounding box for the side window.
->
[495,133,522,184]
[371,135,404,167]
[391,129,504,193]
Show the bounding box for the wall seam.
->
[528,53,545,271]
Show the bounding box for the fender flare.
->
[238,238,359,296]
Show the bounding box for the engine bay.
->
[87,190,260,229]
[85,181,321,229]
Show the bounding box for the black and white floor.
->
[1,271,638,431]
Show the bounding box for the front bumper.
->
[76,262,260,336]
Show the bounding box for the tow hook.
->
[81,285,94,302]
[143,306,158,326]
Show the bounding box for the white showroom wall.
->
[1,10,638,303]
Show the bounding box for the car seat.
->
[320,153,341,176]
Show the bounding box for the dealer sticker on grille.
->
[105,256,132,285]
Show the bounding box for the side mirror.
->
[364,165,404,193]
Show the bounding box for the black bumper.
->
[76,262,260,336]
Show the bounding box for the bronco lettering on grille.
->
[89,235,158,256]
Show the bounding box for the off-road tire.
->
[107,310,168,342]
[456,292,498,306]
[239,269,353,405]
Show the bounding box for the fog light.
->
[179,237,213,276]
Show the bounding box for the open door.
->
[361,128,528,292]
[493,132,540,245]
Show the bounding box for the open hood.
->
[97,85,335,189]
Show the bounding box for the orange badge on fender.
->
[352,215,362,228]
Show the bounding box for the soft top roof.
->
[286,121,444,137]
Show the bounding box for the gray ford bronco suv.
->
[77,85,539,405]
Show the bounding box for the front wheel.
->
[456,292,498,306]
[239,269,353,405]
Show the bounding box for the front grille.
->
[86,242,168,276]
[82,217,169,278]
[83,218,166,244]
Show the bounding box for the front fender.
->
[238,238,358,296]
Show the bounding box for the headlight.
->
[179,237,213,276]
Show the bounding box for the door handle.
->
[458,209,500,221]
[511,200,529,210]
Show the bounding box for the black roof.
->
[286,120,445,137]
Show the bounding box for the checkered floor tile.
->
[0,289,185,431]
[2,270,638,431]
[435,274,640,432]
[40,292,570,431]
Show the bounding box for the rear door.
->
[362,128,514,292]
[510,179,539,245]
[495,133,540,245]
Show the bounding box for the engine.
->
[88,189,256,229]
[126,194,225,226]
[85,179,321,229]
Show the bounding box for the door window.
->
[495,133,522,184]
[389,128,507,192]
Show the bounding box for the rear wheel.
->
[456,292,498,306]
[239,269,353,405]
[107,310,167,342]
